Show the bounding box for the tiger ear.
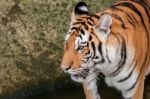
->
[96,14,112,42]
[71,2,89,22]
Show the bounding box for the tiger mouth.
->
[71,69,89,79]
[72,74,80,78]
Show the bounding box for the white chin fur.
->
[71,75,85,83]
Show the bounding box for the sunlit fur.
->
[61,0,150,99]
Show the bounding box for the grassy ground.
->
[0,0,117,98]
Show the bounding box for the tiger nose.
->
[61,65,71,72]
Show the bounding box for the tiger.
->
[61,0,150,99]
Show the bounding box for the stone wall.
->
[0,0,117,98]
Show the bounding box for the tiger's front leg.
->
[120,69,146,99]
[83,79,100,99]
[83,73,101,99]
[121,77,145,99]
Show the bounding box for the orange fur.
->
[61,0,150,99]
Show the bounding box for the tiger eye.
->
[78,46,84,50]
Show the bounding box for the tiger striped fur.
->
[61,0,150,99]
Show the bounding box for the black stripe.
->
[106,48,111,63]
[143,0,150,10]
[79,73,86,79]
[85,53,92,62]
[112,0,150,92]
[128,13,139,25]
[110,6,136,28]
[71,27,79,31]
[91,42,96,57]
[76,18,83,21]
[129,47,149,92]
[126,57,147,91]
[80,29,85,35]
[86,42,89,47]
[109,36,126,76]
[87,21,93,25]
[121,1,150,92]
[82,69,89,79]
[73,21,88,30]
[81,41,86,44]
[118,55,138,83]
[79,35,82,40]
[118,67,134,83]
[126,14,136,28]
[114,2,149,33]
[80,16,89,19]
[98,42,103,57]
[98,42,105,63]
[88,17,95,24]
[126,68,141,91]
[141,1,150,23]
[136,1,150,70]
[92,14,100,19]
[89,35,92,41]
[132,0,150,23]
[133,0,150,73]
[125,65,137,91]
[127,17,136,28]
[114,2,150,51]
[112,32,121,44]
[111,13,127,29]
[73,22,82,25]
[80,22,88,30]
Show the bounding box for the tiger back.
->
[61,0,150,99]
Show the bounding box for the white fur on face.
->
[71,75,85,83]
[65,33,70,41]
[75,30,90,48]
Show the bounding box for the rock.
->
[0,0,118,98]
[0,0,67,98]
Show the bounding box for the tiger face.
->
[61,2,119,82]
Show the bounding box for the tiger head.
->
[61,2,121,82]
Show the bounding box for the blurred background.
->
[0,0,149,99]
